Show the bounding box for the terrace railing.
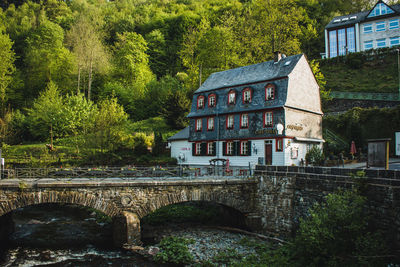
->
[330,91,399,101]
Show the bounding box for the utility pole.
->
[397,49,400,100]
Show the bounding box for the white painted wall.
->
[396,132,400,156]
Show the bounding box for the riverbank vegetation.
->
[150,189,395,266]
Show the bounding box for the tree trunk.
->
[88,52,94,100]
[77,66,81,95]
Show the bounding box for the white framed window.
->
[368,3,394,18]
[389,19,399,30]
[390,37,400,47]
[240,141,248,156]
[208,94,216,107]
[264,112,273,127]
[207,142,214,155]
[240,113,249,128]
[242,88,251,103]
[376,21,386,32]
[207,117,214,131]
[197,96,204,109]
[226,141,234,155]
[329,30,337,57]
[276,138,283,152]
[196,118,202,131]
[338,28,346,55]
[364,40,373,50]
[195,143,201,155]
[228,90,236,105]
[347,27,356,53]
[377,38,386,48]
[363,24,373,34]
[226,115,234,129]
[265,85,275,100]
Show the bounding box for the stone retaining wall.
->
[255,165,400,250]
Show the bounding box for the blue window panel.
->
[346,27,356,53]
[338,29,346,56]
[329,31,337,57]
[390,37,400,47]
[368,3,394,18]
[376,21,386,32]
[363,24,372,33]
[389,19,399,30]
[376,38,386,48]
[364,40,373,50]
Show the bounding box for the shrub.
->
[154,236,194,265]
[305,146,325,166]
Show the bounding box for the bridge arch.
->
[0,191,122,218]
[135,189,252,219]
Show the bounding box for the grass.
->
[320,48,398,93]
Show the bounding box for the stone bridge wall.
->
[255,165,400,249]
[0,179,259,246]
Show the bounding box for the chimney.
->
[274,51,282,63]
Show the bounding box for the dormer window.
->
[228,90,236,105]
[265,84,275,101]
[197,96,205,109]
[367,2,394,18]
[195,118,202,131]
[264,111,273,127]
[208,94,216,107]
[226,115,234,129]
[242,88,252,104]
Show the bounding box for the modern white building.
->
[325,0,400,58]
[169,53,324,167]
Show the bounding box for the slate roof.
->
[325,3,400,30]
[194,54,303,94]
[168,127,189,141]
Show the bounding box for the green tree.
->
[89,97,129,152]
[0,28,15,116]
[113,32,154,93]
[66,15,109,99]
[161,89,190,129]
[310,59,331,106]
[27,81,65,142]
[292,190,387,266]
[24,20,75,97]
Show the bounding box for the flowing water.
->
[0,204,160,266]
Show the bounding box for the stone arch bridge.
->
[1,166,399,248]
[0,178,261,246]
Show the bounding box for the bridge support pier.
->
[112,211,141,247]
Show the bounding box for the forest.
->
[0,0,397,166]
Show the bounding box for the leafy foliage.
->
[305,145,325,166]
[154,236,194,265]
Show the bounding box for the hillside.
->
[320,48,398,93]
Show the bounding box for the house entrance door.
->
[265,141,273,165]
